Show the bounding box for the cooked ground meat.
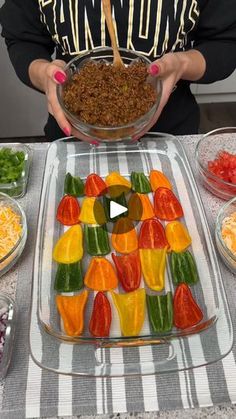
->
[62,61,157,127]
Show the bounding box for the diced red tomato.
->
[207,150,236,184]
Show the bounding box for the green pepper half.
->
[146,292,173,333]
[131,172,152,194]
[84,225,110,256]
[54,261,83,292]
[64,172,84,197]
[170,250,199,285]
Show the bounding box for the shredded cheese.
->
[222,211,236,256]
[0,204,22,260]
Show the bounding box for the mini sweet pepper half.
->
[146,292,173,333]
[56,195,80,226]
[64,172,84,197]
[56,290,88,336]
[139,247,167,291]
[149,170,172,191]
[79,197,106,225]
[84,225,110,256]
[112,250,141,292]
[170,250,199,285]
[85,173,107,197]
[174,283,203,329]
[154,187,183,220]
[128,193,154,221]
[54,261,83,292]
[131,171,151,194]
[112,217,138,254]
[53,224,83,264]
[165,221,192,253]
[105,172,131,198]
[89,292,112,337]
[84,257,118,291]
[103,193,128,222]
[139,218,169,249]
[111,288,146,336]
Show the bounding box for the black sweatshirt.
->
[1,0,236,140]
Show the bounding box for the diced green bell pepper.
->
[54,261,83,292]
[103,193,128,222]
[84,225,110,256]
[170,250,199,285]
[146,292,173,333]
[131,172,151,194]
[64,172,84,197]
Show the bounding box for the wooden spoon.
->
[102,0,124,68]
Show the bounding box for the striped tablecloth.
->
[0,136,236,419]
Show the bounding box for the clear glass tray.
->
[29,134,233,376]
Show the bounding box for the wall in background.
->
[0,0,236,138]
[0,0,47,138]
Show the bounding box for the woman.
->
[0,0,236,141]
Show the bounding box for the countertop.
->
[0,135,236,419]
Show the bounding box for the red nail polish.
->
[63,127,71,136]
[54,71,67,84]
[149,64,159,76]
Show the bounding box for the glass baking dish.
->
[30,134,233,376]
[0,143,32,198]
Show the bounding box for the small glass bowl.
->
[57,47,162,143]
[215,196,236,274]
[0,144,32,199]
[0,292,17,379]
[0,193,27,277]
[195,127,236,200]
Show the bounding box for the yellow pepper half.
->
[111,289,146,336]
[165,221,192,253]
[149,170,172,191]
[56,290,88,336]
[105,172,131,198]
[139,248,167,291]
[128,193,154,221]
[53,224,83,264]
[112,217,138,254]
[79,197,106,225]
[84,257,118,291]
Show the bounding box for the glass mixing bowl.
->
[195,127,236,200]
[57,47,162,143]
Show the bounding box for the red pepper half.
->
[85,173,108,197]
[89,292,112,337]
[112,250,141,292]
[174,283,203,329]
[154,187,183,221]
[139,218,169,249]
[56,195,80,226]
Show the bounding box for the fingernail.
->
[91,140,99,146]
[54,71,67,84]
[149,64,159,76]
[63,127,71,136]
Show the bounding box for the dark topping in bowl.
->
[62,61,157,127]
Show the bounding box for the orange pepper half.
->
[56,290,88,336]
[128,193,154,221]
[149,170,172,191]
[112,217,138,254]
[84,257,118,291]
[165,221,192,253]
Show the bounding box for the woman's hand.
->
[29,59,98,143]
[133,50,206,140]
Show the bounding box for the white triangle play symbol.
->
[110,201,127,219]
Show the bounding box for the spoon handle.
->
[102,0,124,67]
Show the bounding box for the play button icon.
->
[110,201,128,220]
